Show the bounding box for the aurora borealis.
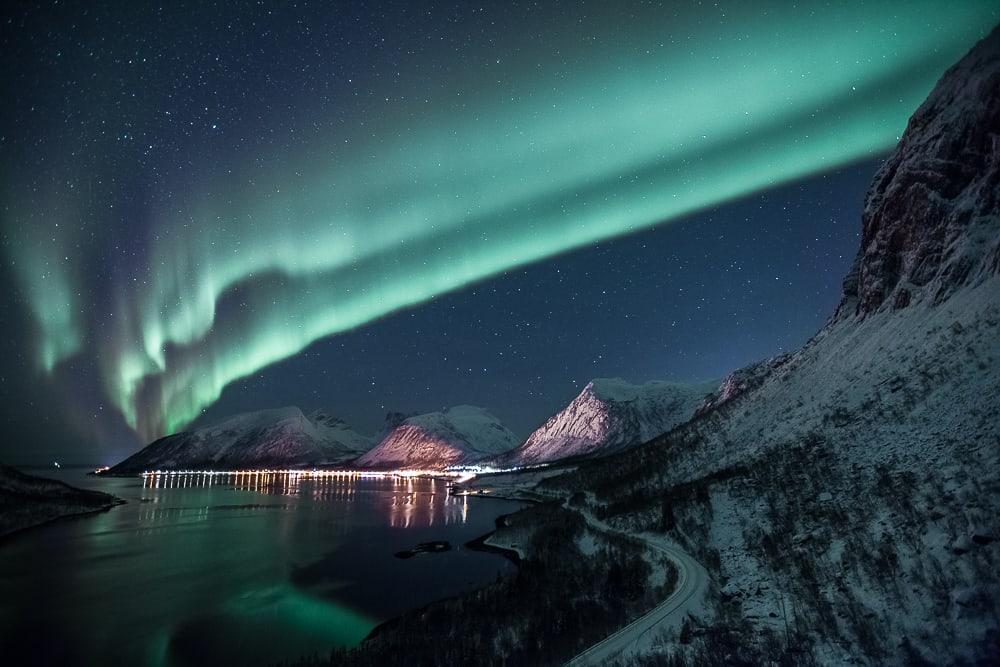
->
[1,1,997,450]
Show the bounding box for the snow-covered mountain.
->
[356,405,518,470]
[498,378,717,466]
[551,28,1000,664]
[107,407,373,473]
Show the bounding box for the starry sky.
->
[1,1,996,465]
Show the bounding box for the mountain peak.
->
[107,406,372,473]
[357,405,517,470]
[499,378,718,466]
[561,31,1000,663]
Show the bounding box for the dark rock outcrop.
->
[0,465,122,537]
[837,27,1000,319]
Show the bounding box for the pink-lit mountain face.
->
[498,378,717,467]
[356,405,518,470]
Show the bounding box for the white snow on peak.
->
[357,405,518,469]
[109,406,373,472]
[500,378,717,466]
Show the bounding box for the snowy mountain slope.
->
[694,355,788,417]
[305,409,375,453]
[548,27,1000,665]
[499,379,717,466]
[356,405,518,470]
[107,407,373,473]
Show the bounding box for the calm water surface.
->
[0,468,524,666]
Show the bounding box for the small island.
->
[393,540,452,559]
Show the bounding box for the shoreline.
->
[464,511,522,565]
[17,466,541,655]
[361,501,530,646]
[0,499,126,544]
[97,467,468,482]
[0,464,127,543]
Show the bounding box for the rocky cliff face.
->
[549,27,1000,665]
[500,379,716,466]
[357,405,518,470]
[838,29,1000,319]
[108,407,373,473]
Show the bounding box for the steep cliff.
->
[548,27,1000,664]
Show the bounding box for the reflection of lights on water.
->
[140,468,480,480]
[137,505,211,524]
[139,469,478,527]
[386,479,469,529]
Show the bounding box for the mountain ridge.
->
[543,26,1000,664]
[356,405,518,470]
[107,406,373,473]
[498,378,717,466]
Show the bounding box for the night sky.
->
[1,1,996,465]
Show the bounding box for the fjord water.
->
[0,469,524,666]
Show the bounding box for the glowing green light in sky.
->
[6,1,997,440]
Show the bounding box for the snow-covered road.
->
[565,513,708,666]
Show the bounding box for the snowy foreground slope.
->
[107,407,373,473]
[497,379,717,466]
[357,405,518,469]
[544,27,1000,664]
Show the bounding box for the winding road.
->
[464,477,709,665]
[565,513,708,666]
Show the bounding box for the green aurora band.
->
[6,1,997,440]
